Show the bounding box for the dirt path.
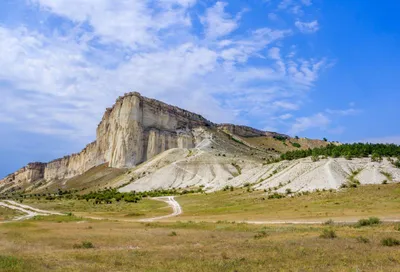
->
[0,200,63,222]
[140,196,182,222]
[2,197,400,225]
[4,200,63,215]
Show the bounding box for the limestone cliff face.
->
[0,92,213,186]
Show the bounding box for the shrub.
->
[371,153,383,162]
[285,188,292,195]
[73,241,94,249]
[381,237,400,247]
[311,155,319,162]
[380,171,393,182]
[355,217,381,227]
[169,231,177,237]
[320,229,337,239]
[254,230,268,239]
[291,142,301,148]
[268,193,285,199]
[356,236,370,244]
[382,180,388,185]
[324,219,334,226]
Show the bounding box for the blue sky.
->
[0,0,399,177]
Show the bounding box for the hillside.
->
[0,92,393,195]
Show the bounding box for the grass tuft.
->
[0,255,24,270]
[73,241,95,249]
[381,237,400,247]
[356,236,370,244]
[320,229,337,239]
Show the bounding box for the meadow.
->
[1,184,400,271]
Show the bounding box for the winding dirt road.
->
[140,196,182,222]
[0,200,63,222]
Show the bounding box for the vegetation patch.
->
[291,142,301,148]
[231,162,242,176]
[281,143,400,161]
[355,217,381,228]
[73,241,95,249]
[381,237,400,247]
[0,255,24,271]
[356,236,370,244]
[320,229,337,239]
[380,171,393,182]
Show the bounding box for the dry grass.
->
[244,136,329,153]
[24,198,168,220]
[0,207,22,221]
[32,164,126,194]
[176,183,400,222]
[0,219,399,271]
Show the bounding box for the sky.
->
[0,0,400,177]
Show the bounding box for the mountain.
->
[1,92,379,194]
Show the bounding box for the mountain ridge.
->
[0,92,298,191]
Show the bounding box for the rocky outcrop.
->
[0,92,214,186]
[218,124,289,139]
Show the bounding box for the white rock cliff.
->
[1,92,213,185]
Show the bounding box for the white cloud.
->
[295,20,319,33]
[325,108,360,116]
[279,113,293,120]
[273,101,299,110]
[30,0,193,48]
[200,2,240,40]
[0,1,329,145]
[289,113,330,135]
[301,0,312,6]
[268,13,278,21]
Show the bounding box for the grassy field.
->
[23,198,168,220]
[1,184,400,271]
[0,216,400,271]
[24,183,400,223]
[176,184,400,222]
[0,207,22,221]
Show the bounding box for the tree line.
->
[280,143,400,165]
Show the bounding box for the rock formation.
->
[1,92,213,186]
[0,92,289,188]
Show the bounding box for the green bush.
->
[381,237,400,247]
[268,193,285,199]
[254,230,268,239]
[291,142,301,148]
[73,241,94,249]
[169,231,177,237]
[320,229,337,239]
[355,217,381,227]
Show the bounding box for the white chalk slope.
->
[119,140,400,194]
